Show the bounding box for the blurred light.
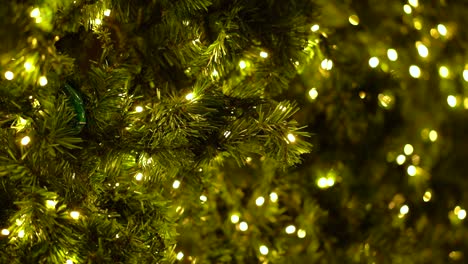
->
[447,95,457,107]
[212,69,219,77]
[416,42,429,58]
[321,59,333,70]
[35,17,42,23]
[230,214,240,224]
[30,8,40,18]
[255,196,265,206]
[95,18,102,25]
[18,230,25,238]
[317,177,328,188]
[259,245,269,255]
[176,252,184,260]
[39,76,48,86]
[309,88,318,100]
[21,136,31,146]
[104,9,111,16]
[409,65,421,78]
[348,15,359,26]
[326,178,335,187]
[429,130,438,142]
[135,172,143,181]
[396,154,406,165]
[413,19,422,30]
[223,131,231,138]
[404,144,414,155]
[407,165,417,176]
[403,4,412,14]
[369,57,380,68]
[200,195,207,203]
[135,106,144,113]
[239,221,248,231]
[359,91,366,99]
[239,60,247,69]
[287,133,296,143]
[400,204,409,215]
[439,66,449,78]
[463,69,468,82]
[4,71,14,80]
[66,260,73,264]
[423,191,432,202]
[285,225,296,234]
[1,229,10,236]
[378,93,393,108]
[408,0,418,8]
[449,251,463,261]
[437,24,447,36]
[172,180,181,189]
[458,209,467,220]
[185,92,194,101]
[24,61,34,72]
[70,211,80,220]
[464,98,468,109]
[260,51,268,58]
[454,206,461,215]
[46,200,57,209]
[430,28,440,39]
[269,192,278,202]
[297,229,306,238]
[311,24,320,32]
[387,49,398,61]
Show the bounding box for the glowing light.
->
[24,61,34,72]
[66,260,74,264]
[387,49,398,61]
[403,4,412,14]
[423,191,432,202]
[39,76,48,86]
[95,18,102,25]
[309,88,318,100]
[429,130,438,142]
[458,209,467,220]
[321,59,333,70]
[21,136,31,146]
[348,15,359,26]
[176,252,184,260]
[30,8,40,18]
[260,51,268,58]
[311,24,320,32]
[359,91,366,99]
[413,19,422,30]
[185,92,194,100]
[18,230,25,238]
[409,65,421,78]
[463,69,468,82]
[35,17,42,23]
[287,133,296,143]
[223,131,231,138]
[317,177,328,188]
[297,229,306,238]
[407,165,417,176]
[70,211,80,219]
[239,60,247,69]
[172,180,181,189]
[396,155,406,165]
[285,225,296,234]
[230,214,240,224]
[447,95,457,107]
[400,205,409,215]
[212,69,219,77]
[1,229,10,236]
[404,144,414,155]
[437,24,447,36]
[259,245,269,255]
[368,57,380,68]
[464,98,468,109]
[416,42,429,58]
[46,200,58,209]
[408,0,418,8]
[200,195,207,203]
[269,192,278,202]
[326,178,335,187]
[135,106,144,113]
[255,196,265,206]
[135,172,143,181]
[4,71,14,80]
[104,9,111,16]
[439,66,449,78]
[239,221,248,231]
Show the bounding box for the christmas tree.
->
[1,0,467,263]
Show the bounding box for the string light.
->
[326,178,335,187]
[457,209,467,220]
[200,195,207,203]
[46,200,58,209]
[359,91,366,99]
[387,49,398,61]
[66,260,74,264]
[94,18,102,25]
[413,19,422,30]
[24,61,34,72]
[437,24,447,36]
[463,68,468,82]
[287,133,296,143]
[416,42,429,58]
[321,59,333,70]
[297,229,306,238]
[403,4,412,14]
[4,71,14,80]
[396,154,406,165]
[464,98,468,109]
[423,191,432,202]
[260,51,268,58]
[239,221,248,231]
[255,196,265,206]
[429,130,438,142]
[230,214,240,224]
[176,252,184,260]
[285,225,296,234]
[404,144,414,155]
[259,245,269,255]
[239,60,247,69]
[39,76,48,86]
[348,15,359,26]
[309,88,318,100]
[447,95,457,107]
[185,92,194,101]
[400,204,409,215]
[407,165,417,176]
[1,229,10,236]
[317,177,328,188]
[439,66,449,78]
[172,180,181,189]
[408,0,418,8]
[70,211,80,220]
[269,192,278,202]
[311,24,320,32]
[104,9,111,16]
[30,8,40,18]
[135,106,144,113]
[18,230,25,238]
[409,65,421,78]
[135,172,143,181]
[212,69,219,77]
[368,57,380,68]
[21,136,31,146]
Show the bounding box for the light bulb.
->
[70,211,80,219]
[1,229,10,236]
[408,0,418,8]
[463,69,468,82]
[387,49,398,61]
[403,4,412,14]
[309,88,318,100]
[437,24,447,36]
[311,24,320,32]
[200,195,207,203]
[135,172,143,181]
[285,225,296,234]
[348,15,359,26]
[416,42,429,58]
[297,229,306,238]
[255,196,265,206]
[135,106,144,113]
[429,130,438,142]
[439,66,449,78]
[104,9,111,16]
[400,205,409,215]
[39,76,48,86]
[404,144,414,155]
[30,8,40,18]
[259,245,269,255]
[423,191,432,202]
[239,60,247,69]
[239,221,248,231]
[185,92,194,101]
[396,154,406,165]
[4,71,14,80]
[46,200,58,209]
[172,180,181,189]
[176,252,184,260]
[447,95,457,107]
[269,192,278,202]
[287,133,296,143]
[457,209,467,220]
[230,214,240,224]
[21,136,31,146]
[407,165,417,176]
[95,18,102,25]
[317,177,328,188]
[260,51,268,58]
[409,65,421,78]
[368,57,380,68]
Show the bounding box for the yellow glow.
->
[311,24,320,32]
[348,15,359,26]
[66,260,74,264]
[212,69,219,77]
[429,130,438,142]
[200,195,207,203]
[259,245,269,255]
[285,225,296,234]
[297,229,306,238]
[413,19,422,30]
[423,191,432,202]
[416,42,429,58]
[287,133,296,143]
[21,136,31,146]
[396,154,406,165]
[463,69,468,82]
[95,18,102,25]
[400,205,409,215]
[458,209,467,220]
[239,60,247,69]
[18,229,25,238]
[437,24,447,36]
[359,91,366,99]
[269,192,278,202]
[1,229,10,236]
[135,172,143,181]
[104,9,111,16]
[408,0,418,8]
[321,59,333,70]
[70,211,80,219]
[239,221,248,231]
[135,106,143,113]
[326,178,335,187]
[39,76,48,86]
[230,214,240,224]
[317,177,328,188]
[260,51,268,58]
[403,4,412,14]
[455,206,461,215]
[24,61,34,72]
[404,144,414,155]
[172,180,181,189]
[255,196,265,206]
[176,251,184,260]
[46,200,57,209]
[409,65,421,78]
[439,66,449,78]
[30,8,40,18]
[407,165,417,176]
[447,95,457,107]
[387,49,398,61]
[464,98,468,109]
[185,92,194,101]
[309,88,318,100]
[4,71,14,80]
[368,57,380,68]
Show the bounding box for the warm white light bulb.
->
[309,88,318,100]
[104,9,111,16]
[326,178,335,187]
[200,195,207,203]
[423,191,432,202]
[46,200,58,209]
[135,172,143,181]
[66,260,74,264]
[230,214,240,224]
[457,209,467,220]
[239,221,248,231]
[369,57,380,68]
[259,245,269,255]
[311,24,320,32]
[4,71,14,80]
[297,229,306,238]
[404,144,414,155]
[260,51,268,58]
[439,66,449,78]
[30,8,40,18]
[437,24,447,36]
[400,204,409,215]
[403,4,412,14]
[429,130,438,142]
[135,106,144,113]
[409,65,421,78]
[285,225,296,234]
[348,15,359,26]
[463,69,468,82]
[269,192,278,202]
[447,95,457,107]
[24,62,34,72]
[95,18,102,25]
[396,154,406,165]
[407,165,417,176]
[320,59,333,70]
[185,92,194,101]
[387,49,398,61]
[176,252,184,260]
[287,133,296,143]
[317,177,328,188]
[408,0,419,8]
[70,211,80,220]
[1,229,10,236]
[255,196,265,206]
[18,229,25,238]
[172,180,181,189]
[21,136,31,146]
[416,42,429,58]
[39,76,48,86]
[239,60,247,69]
